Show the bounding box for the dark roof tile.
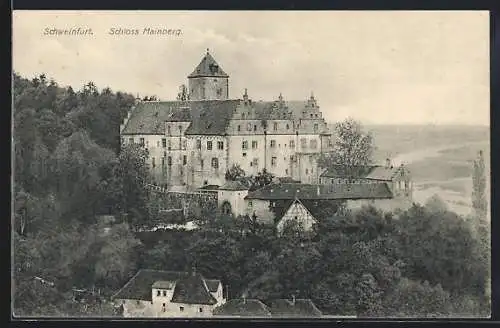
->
[245,182,393,200]
[267,299,323,317]
[320,165,406,181]
[213,299,271,317]
[170,273,218,305]
[188,52,229,78]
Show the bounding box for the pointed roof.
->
[188,51,229,78]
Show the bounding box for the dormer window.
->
[163,290,167,297]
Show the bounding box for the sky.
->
[13,11,490,125]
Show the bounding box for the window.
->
[182,140,187,149]
[167,156,172,166]
[161,157,165,167]
[310,140,318,149]
[237,125,241,132]
[129,138,134,144]
[167,125,171,135]
[242,140,248,150]
[183,155,187,165]
[289,140,295,148]
[217,141,224,150]
[286,124,290,130]
[301,138,307,148]
[253,125,257,131]
[252,141,258,149]
[315,114,318,118]
[247,123,252,131]
[271,157,277,167]
[270,140,276,148]
[201,159,204,168]
[139,138,145,146]
[242,152,247,157]
[211,158,219,169]
[314,123,318,132]
[162,138,167,148]
[306,169,309,174]
[290,155,295,162]
[252,158,258,167]
[180,306,184,312]
[168,140,172,151]
[157,290,161,296]
[152,157,156,168]
[163,290,167,297]
[310,114,313,118]
[178,125,182,133]
[285,169,289,175]
[248,201,253,207]
[207,141,213,150]
[196,139,202,150]
[273,122,278,131]
[162,303,166,312]
[199,308,203,313]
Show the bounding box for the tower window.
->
[207,141,213,150]
[211,158,219,169]
[162,138,167,148]
[217,141,224,150]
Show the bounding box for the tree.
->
[425,194,448,213]
[249,169,274,191]
[317,118,374,178]
[472,150,487,220]
[225,164,245,181]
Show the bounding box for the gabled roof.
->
[170,273,218,305]
[205,279,221,292]
[267,299,323,317]
[111,269,188,301]
[121,100,240,136]
[111,269,222,304]
[213,299,272,317]
[320,165,406,181]
[219,180,250,191]
[280,198,317,222]
[245,182,393,201]
[188,52,229,78]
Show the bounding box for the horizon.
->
[13,11,489,126]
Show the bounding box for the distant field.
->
[330,124,490,216]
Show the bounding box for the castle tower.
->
[188,49,229,101]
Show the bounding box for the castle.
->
[120,50,334,189]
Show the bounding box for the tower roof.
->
[188,50,229,78]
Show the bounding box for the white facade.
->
[276,200,317,234]
[218,189,249,217]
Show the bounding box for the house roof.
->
[213,299,272,317]
[245,182,393,201]
[267,299,323,317]
[111,269,221,304]
[120,100,240,136]
[152,280,175,289]
[280,198,317,223]
[219,180,250,191]
[320,164,406,181]
[170,273,218,305]
[198,184,220,191]
[204,279,220,292]
[188,52,229,78]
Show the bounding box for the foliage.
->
[225,164,246,181]
[472,150,487,220]
[317,118,374,177]
[249,169,274,191]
